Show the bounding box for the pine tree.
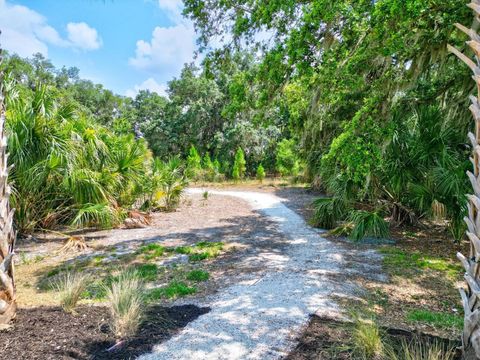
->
[203,153,214,171]
[256,164,265,183]
[232,148,246,180]
[187,145,201,170]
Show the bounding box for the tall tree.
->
[448,1,480,357]
[0,33,17,326]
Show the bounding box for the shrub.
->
[54,271,90,313]
[153,156,188,211]
[105,270,145,339]
[349,210,389,242]
[310,197,348,229]
[256,164,266,182]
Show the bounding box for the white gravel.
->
[139,189,384,360]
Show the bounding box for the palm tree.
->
[448,1,480,357]
[0,33,17,326]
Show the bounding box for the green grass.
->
[92,255,106,264]
[83,279,107,299]
[379,247,462,278]
[175,246,194,254]
[188,253,209,262]
[134,263,159,281]
[146,281,197,301]
[407,309,463,330]
[186,269,209,282]
[195,241,223,249]
[138,243,167,260]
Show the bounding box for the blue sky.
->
[0,0,198,97]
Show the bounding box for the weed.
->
[105,270,145,339]
[186,269,209,282]
[407,309,463,330]
[54,271,90,313]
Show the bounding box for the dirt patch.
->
[0,304,210,359]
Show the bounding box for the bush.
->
[310,197,348,229]
[151,156,188,211]
[105,270,145,339]
[54,271,90,313]
[256,164,266,182]
[349,210,389,242]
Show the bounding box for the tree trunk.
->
[0,31,17,326]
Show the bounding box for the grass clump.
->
[138,243,166,260]
[54,271,90,313]
[189,253,209,262]
[406,310,463,330]
[173,241,225,262]
[106,270,145,339]
[147,281,197,300]
[352,320,384,359]
[134,263,159,281]
[386,338,456,360]
[175,246,194,254]
[186,269,209,282]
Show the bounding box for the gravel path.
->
[140,189,384,360]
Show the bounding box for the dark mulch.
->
[0,304,210,360]
[285,315,462,360]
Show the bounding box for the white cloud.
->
[67,22,102,51]
[129,23,195,73]
[157,0,183,22]
[126,78,168,98]
[0,0,61,56]
[0,0,101,57]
